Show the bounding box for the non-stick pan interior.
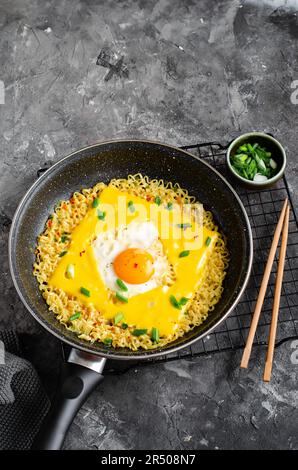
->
[9,140,252,359]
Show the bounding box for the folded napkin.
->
[0,330,49,450]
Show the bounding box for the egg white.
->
[92,221,169,297]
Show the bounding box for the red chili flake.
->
[134,263,138,268]
[146,195,152,201]
[70,197,75,205]
[47,219,52,228]
[62,203,67,210]
[79,250,86,257]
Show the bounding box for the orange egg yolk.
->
[113,248,155,284]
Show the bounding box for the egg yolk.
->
[113,248,154,284]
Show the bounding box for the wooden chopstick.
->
[263,204,290,382]
[240,198,288,369]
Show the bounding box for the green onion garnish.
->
[61,235,68,243]
[92,198,100,208]
[170,295,189,309]
[116,292,128,303]
[69,312,81,321]
[151,327,159,343]
[154,196,162,206]
[177,223,192,229]
[103,338,113,346]
[230,142,278,181]
[80,287,91,297]
[132,329,148,336]
[206,236,212,246]
[170,295,182,310]
[167,202,173,211]
[59,250,68,257]
[122,323,128,330]
[65,264,75,279]
[97,209,106,221]
[116,278,128,291]
[128,200,135,213]
[179,250,190,258]
[179,297,189,306]
[114,312,124,325]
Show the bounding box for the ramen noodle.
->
[33,174,229,350]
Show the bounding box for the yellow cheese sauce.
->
[49,187,217,336]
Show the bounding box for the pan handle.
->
[32,349,106,450]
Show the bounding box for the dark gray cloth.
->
[0,330,50,450]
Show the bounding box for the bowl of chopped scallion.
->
[227,132,286,189]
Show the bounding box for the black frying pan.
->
[9,140,253,449]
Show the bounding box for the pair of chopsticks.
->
[240,198,290,382]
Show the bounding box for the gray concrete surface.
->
[0,0,297,450]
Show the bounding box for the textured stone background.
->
[0,0,297,450]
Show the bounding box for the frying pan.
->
[9,140,253,449]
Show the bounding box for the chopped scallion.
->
[97,209,106,221]
[254,173,268,182]
[65,264,75,279]
[154,196,161,206]
[116,292,128,303]
[179,250,190,258]
[230,142,278,181]
[103,338,113,346]
[132,329,147,336]
[179,297,189,306]
[170,294,189,309]
[206,236,212,246]
[151,327,159,343]
[270,158,277,170]
[177,223,192,229]
[114,312,124,324]
[59,250,68,257]
[170,295,182,310]
[80,287,91,297]
[92,198,100,208]
[69,312,81,321]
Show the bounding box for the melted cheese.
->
[49,187,217,336]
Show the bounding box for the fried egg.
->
[92,221,170,298]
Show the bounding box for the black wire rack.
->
[103,140,298,373]
[61,140,298,373]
